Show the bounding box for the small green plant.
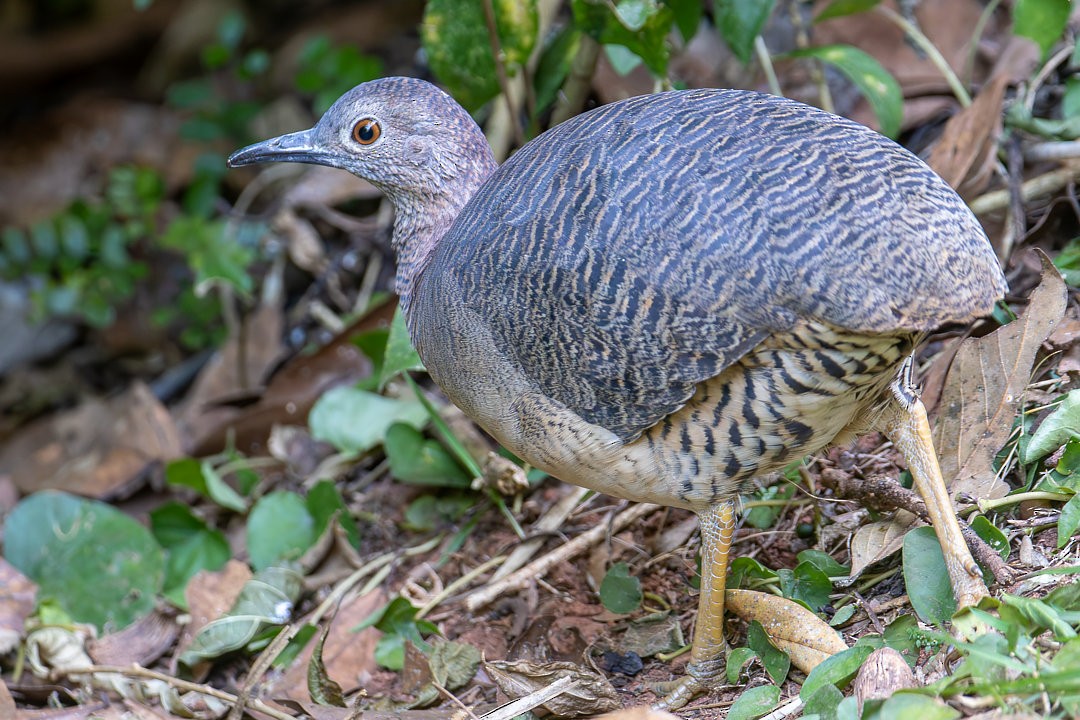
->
[0,166,158,327]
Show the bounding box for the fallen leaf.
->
[0,559,37,654]
[0,382,182,499]
[848,516,912,578]
[485,659,621,717]
[935,252,1068,500]
[725,589,848,674]
[88,610,178,667]
[926,74,1008,199]
[175,560,252,678]
[265,589,386,704]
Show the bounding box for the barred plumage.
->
[229,77,1008,709]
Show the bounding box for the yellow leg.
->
[882,359,988,608]
[653,499,736,711]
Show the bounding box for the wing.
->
[422,90,1004,442]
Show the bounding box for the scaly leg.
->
[881,358,988,608]
[653,498,736,711]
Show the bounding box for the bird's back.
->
[413,89,1005,447]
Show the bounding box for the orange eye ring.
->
[352,118,381,145]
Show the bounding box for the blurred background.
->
[0,1,1078,718]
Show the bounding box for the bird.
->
[228,77,1007,709]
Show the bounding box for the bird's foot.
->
[650,658,724,711]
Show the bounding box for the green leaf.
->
[1024,388,1080,463]
[150,502,230,607]
[727,683,780,720]
[378,307,424,389]
[247,491,316,570]
[385,423,472,487]
[796,550,849,578]
[179,565,303,666]
[308,386,428,454]
[307,480,361,550]
[665,0,702,41]
[599,562,643,614]
[780,561,833,612]
[902,526,956,626]
[1012,0,1071,57]
[1059,494,1080,549]
[882,614,920,665]
[787,44,902,138]
[572,0,674,77]
[969,515,1010,560]
[356,597,436,670]
[714,0,777,65]
[876,693,960,720]
[726,646,757,683]
[802,683,845,720]
[801,644,875,699]
[815,0,881,22]
[534,27,582,115]
[728,556,778,588]
[4,491,164,631]
[422,0,539,111]
[402,493,476,532]
[747,620,790,685]
[1001,593,1077,640]
[308,625,346,706]
[165,458,247,512]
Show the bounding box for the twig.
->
[755,36,781,97]
[969,163,1080,215]
[52,664,296,720]
[416,554,507,619]
[228,623,300,720]
[1025,141,1080,163]
[480,0,524,149]
[819,470,1015,585]
[760,696,805,720]
[432,681,481,720]
[874,5,971,106]
[478,675,575,720]
[490,485,591,582]
[464,502,660,610]
[551,35,600,126]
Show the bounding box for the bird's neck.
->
[392,149,497,320]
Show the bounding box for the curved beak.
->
[227,128,332,168]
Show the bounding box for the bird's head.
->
[228,77,495,208]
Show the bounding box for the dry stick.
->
[550,35,600,126]
[54,664,296,720]
[228,623,301,720]
[464,502,660,611]
[819,471,1015,585]
[490,485,592,582]
[874,5,971,107]
[480,0,524,150]
[478,675,575,720]
[970,163,1080,216]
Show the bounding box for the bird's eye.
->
[352,118,381,145]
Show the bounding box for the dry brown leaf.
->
[0,381,182,498]
[264,589,385,703]
[848,516,912,578]
[725,589,848,673]
[88,610,178,667]
[0,558,36,655]
[485,659,621,717]
[186,298,393,457]
[1,678,15,718]
[935,253,1068,500]
[175,560,252,679]
[14,704,119,720]
[926,74,1008,199]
